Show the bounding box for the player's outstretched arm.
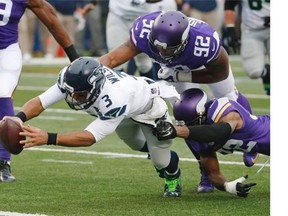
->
[98,40,140,69]
[20,125,96,148]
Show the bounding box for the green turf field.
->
[0,58,270,216]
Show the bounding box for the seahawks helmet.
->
[173,88,211,125]
[63,57,106,110]
[149,11,190,61]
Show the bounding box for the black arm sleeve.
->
[224,0,240,11]
[187,122,232,142]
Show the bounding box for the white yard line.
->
[27,147,270,168]
[0,211,48,216]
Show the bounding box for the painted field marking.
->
[27,147,270,168]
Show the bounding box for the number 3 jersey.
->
[130,11,221,70]
[39,67,168,142]
[186,97,270,156]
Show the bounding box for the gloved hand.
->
[224,175,257,198]
[157,67,177,82]
[226,26,240,54]
[263,16,270,27]
[153,121,177,140]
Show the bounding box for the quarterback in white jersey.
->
[4,57,182,197]
[225,0,270,95]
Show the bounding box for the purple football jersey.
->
[186,97,270,156]
[0,0,27,49]
[129,11,221,70]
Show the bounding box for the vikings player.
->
[4,57,182,197]
[153,88,270,197]
[98,10,257,193]
[0,0,78,182]
[106,0,177,79]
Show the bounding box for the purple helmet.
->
[149,11,189,61]
[173,88,211,125]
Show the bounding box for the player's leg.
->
[116,117,181,197]
[134,53,157,80]
[106,12,129,71]
[141,115,181,198]
[241,27,270,95]
[0,43,22,182]
[115,118,149,153]
[184,139,214,193]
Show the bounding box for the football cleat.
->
[0,160,15,183]
[163,177,182,197]
[261,64,270,96]
[243,152,259,167]
[197,171,214,193]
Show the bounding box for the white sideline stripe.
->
[37,116,76,121]
[42,159,92,164]
[0,211,48,216]
[26,147,270,168]
[15,107,85,115]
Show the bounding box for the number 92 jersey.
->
[130,11,221,71]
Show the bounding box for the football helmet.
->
[63,57,106,110]
[149,11,190,61]
[173,88,211,126]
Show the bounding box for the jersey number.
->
[219,139,257,154]
[248,0,269,11]
[0,0,13,26]
[194,36,210,57]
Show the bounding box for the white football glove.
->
[224,175,256,198]
[157,67,178,82]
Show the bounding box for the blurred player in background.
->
[99,10,259,193]
[0,0,79,182]
[224,0,270,95]
[106,0,177,79]
[153,88,270,197]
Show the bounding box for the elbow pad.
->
[187,122,232,142]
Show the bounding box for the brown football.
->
[0,118,25,155]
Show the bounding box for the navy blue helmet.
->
[63,57,106,110]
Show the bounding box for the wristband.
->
[47,133,58,145]
[176,71,193,82]
[15,111,27,122]
[224,181,237,195]
[64,45,79,62]
[225,24,235,28]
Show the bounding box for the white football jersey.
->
[38,67,166,142]
[241,0,270,29]
[108,0,177,20]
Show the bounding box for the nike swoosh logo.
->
[212,44,216,52]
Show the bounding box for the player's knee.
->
[245,68,262,79]
[152,158,170,169]
[137,64,153,73]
